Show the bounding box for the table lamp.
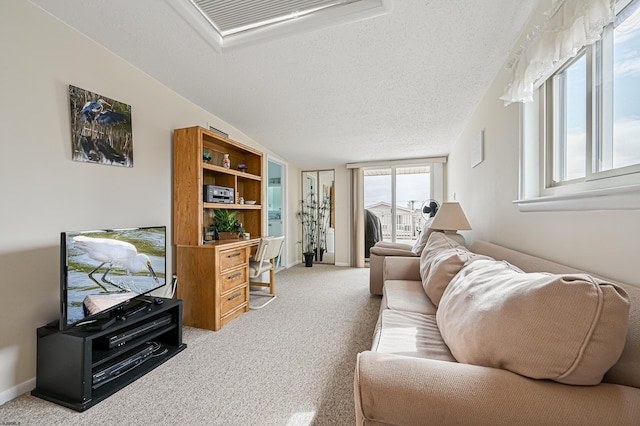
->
[430,202,472,244]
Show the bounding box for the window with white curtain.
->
[543,0,640,189]
[510,0,640,210]
[549,51,587,184]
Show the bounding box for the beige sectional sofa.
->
[368,227,436,296]
[368,241,417,296]
[355,234,640,425]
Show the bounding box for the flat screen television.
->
[60,226,166,331]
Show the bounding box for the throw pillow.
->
[422,247,493,307]
[419,232,462,287]
[437,259,630,386]
[411,218,434,255]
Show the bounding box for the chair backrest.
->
[253,236,285,265]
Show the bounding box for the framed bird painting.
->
[68,85,133,167]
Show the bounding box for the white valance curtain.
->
[501,0,616,104]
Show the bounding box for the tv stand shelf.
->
[32,298,186,412]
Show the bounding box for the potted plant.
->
[296,193,318,267]
[210,209,244,240]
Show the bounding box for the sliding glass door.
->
[364,165,432,247]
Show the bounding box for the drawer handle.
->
[228,292,241,301]
[228,272,241,280]
[227,253,241,258]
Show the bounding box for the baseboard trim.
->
[0,377,35,406]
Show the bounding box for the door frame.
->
[266,156,287,270]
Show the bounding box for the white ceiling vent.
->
[167,0,391,52]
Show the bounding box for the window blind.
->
[192,0,357,35]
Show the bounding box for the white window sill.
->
[514,184,640,212]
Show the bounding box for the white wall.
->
[285,168,302,267]
[0,0,298,404]
[446,30,640,287]
[334,166,352,266]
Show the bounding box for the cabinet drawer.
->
[220,267,247,294]
[221,286,247,316]
[221,305,246,328]
[219,248,247,271]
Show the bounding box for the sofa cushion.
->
[419,232,462,301]
[383,280,436,315]
[373,309,455,361]
[410,221,435,256]
[437,259,630,385]
[602,281,640,390]
[419,233,461,281]
[421,246,493,307]
[421,231,461,257]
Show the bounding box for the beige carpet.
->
[1,264,381,425]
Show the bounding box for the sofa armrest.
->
[383,256,421,282]
[355,351,640,426]
[372,241,414,251]
[370,246,416,257]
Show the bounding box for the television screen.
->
[61,226,166,330]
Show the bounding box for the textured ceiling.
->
[28,0,539,169]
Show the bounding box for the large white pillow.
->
[421,246,492,307]
[437,259,630,386]
[411,218,434,255]
[419,232,461,286]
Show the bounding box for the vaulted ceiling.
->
[29,0,539,168]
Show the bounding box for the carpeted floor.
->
[0,264,381,425]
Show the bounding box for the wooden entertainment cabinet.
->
[32,298,186,411]
[173,126,264,331]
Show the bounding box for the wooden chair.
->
[249,236,285,309]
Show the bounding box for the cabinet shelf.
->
[202,163,262,181]
[91,323,177,367]
[203,202,261,210]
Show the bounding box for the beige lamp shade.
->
[430,202,471,231]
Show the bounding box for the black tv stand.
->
[32,297,186,411]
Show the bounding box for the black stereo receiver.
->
[92,343,154,389]
[99,314,172,349]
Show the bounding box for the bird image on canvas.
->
[68,85,133,167]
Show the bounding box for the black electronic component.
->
[99,314,172,349]
[92,344,154,388]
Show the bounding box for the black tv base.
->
[32,298,186,412]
